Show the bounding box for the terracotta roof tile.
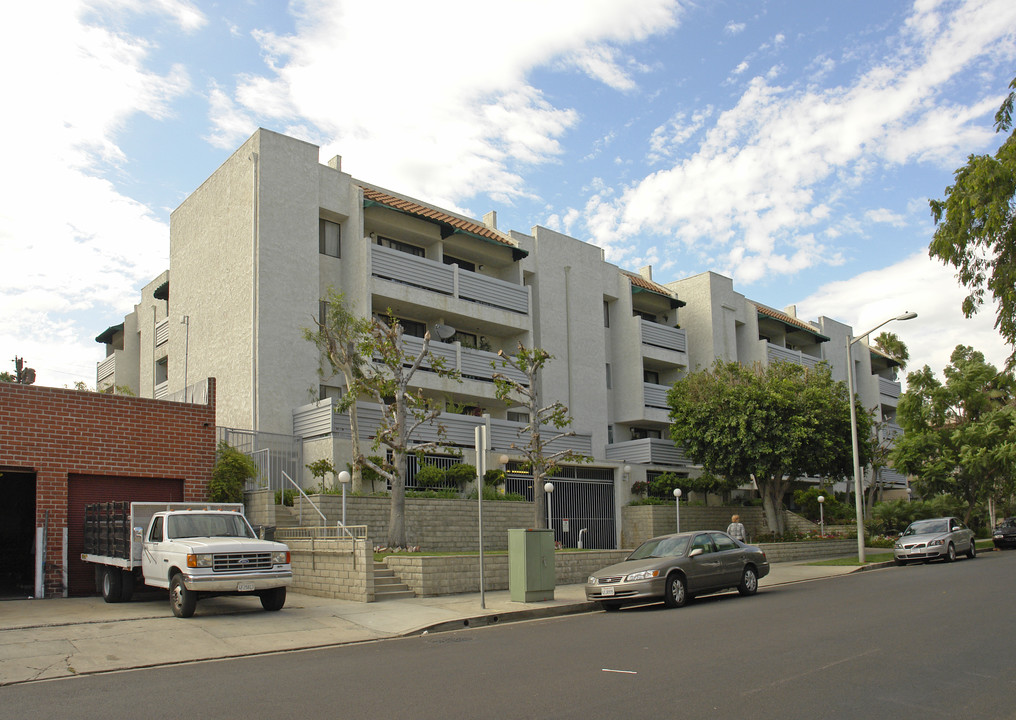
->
[622,270,675,297]
[753,303,829,340]
[360,186,515,248]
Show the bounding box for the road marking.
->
[602,668,637,674]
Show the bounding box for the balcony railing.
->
[643,382,671,410]
[640,319,687,353]
[879,377,901,399]
[400,335,528,386]
[96,354,115,382]
[766,342,822,369]
[154,381,169,399]
[371,244,529,315]
[293,400,592,456]
[605,438,692,467]
[155,318,169,346]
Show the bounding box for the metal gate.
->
[217,427,303,496]
[505,464,616,549]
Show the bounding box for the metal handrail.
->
[276,525,368,540]
[282,471,326,525]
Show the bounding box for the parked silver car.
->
[893,517,976,565]
[584,531,770,610]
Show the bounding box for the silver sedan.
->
[584,531,770,610]
[893,516,976,565]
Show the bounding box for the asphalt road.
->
[4,552,1015,720]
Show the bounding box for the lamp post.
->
[818,495,825,537]
[846,311,917,562]
[337,470,351,526]
[544,482,555,536]
[673,488,682,532]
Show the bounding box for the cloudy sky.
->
[1,0,1014,388]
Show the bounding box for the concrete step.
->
[373,562,414,600]
[273,505,300,528]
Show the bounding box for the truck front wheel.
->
[101,567,122,603]
[260,586,286,612]
[170,573,197,618]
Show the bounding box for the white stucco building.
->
[95,128,906,547]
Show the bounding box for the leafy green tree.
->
[306,458,337,492]
[0,371,14,382]
[873,332,910,372]
[667,360,865,536]
[929,77,1016,369]
[892,345,1016,524]
[210,441,257,503]
[492,342,588,528]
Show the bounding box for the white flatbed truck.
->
[81,501,292,618]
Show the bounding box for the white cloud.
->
[581,0,1016,283]
[865,208,908,227]
[725,21,746,36]
[209,0,683,209]
[797,252,1011,378]
[0,1,198,386]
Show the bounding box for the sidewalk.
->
[0,557,889,686]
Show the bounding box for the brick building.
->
[0,379,217,598]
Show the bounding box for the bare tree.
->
[492,342,588,528]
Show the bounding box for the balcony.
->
[766,342,822,369]
[643,382,671,410]
[400,335,528,386]
[879,377,901,400]
[371,244,529,315]
[293,400,592,456]
[155,318,169,346]
[640,319,686,353]
[154,381,169,399]
[96,354,115,382]
[605,438,692,467]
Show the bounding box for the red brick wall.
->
[0,379,217,596]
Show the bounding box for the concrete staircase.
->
[273,504,300,529]
[373,562,414,600]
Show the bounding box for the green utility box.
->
[508,528,555,602]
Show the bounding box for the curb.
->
[411,601,599,636]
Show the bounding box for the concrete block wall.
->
[286,537,372,601]
[622,505,817,548]
[756,539,855,562]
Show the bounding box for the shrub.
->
[274,489,295,506]
[210,442,256,503]
[445,463,477,488]
[414,464,448,488]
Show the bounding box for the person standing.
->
[727,514,747,543]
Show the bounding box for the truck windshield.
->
[167,514,253,539]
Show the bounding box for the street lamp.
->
[673,488,682,532]
[818,495,825,537]
[544,482,555,536]
[337,470,351,527]
[847,311,917,562]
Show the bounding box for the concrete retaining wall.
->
[622,505,817,547]
[285,537,373,602]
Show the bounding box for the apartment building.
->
[95,128,906,547]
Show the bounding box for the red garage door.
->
[67,475,184,595]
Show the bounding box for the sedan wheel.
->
[663,573,687,608]
[945,543,956,562]
[737,566,758,596]
[967,540,977,559]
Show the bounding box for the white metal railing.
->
[154,380,169,399]
[640,319,687,353]
[276,525,368,541]
[604,438,692,466]
[97,354,115,381]
[766,342,821,369]
[155,318,169,346]
[282,471,326,526]
[371,243,529,315]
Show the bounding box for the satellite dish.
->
[433,324,456,340]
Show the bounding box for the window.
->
[319,301,330,325]
[643,369,659,384]
[155,357,168,384]
[443,255,475,272]
[319,219,341,257]
[711,533,738,552]
[634,309,656,322]
[148,516,163,542]
[377,235,424,257]
[603,301,610,328]
[507,411,530,424]
[631,427,662,440]
[605,363,612,389]
[379,315,426,338]
[319,385,343,402]
[607,425,614,444]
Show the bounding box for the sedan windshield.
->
[903,519,948,536]
[167,513,253,539]
[628,536,690,560]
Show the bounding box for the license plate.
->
[237,582,256,592]
[601,587,615,597]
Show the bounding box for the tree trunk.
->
[533,466,547,529]
[348,401,364,494]
[761,481,786,536]
[387,448,407,548]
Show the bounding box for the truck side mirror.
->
[133,526,144,542]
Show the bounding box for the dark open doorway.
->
[0,469,36,599]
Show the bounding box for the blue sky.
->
[1,0,1014,388]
